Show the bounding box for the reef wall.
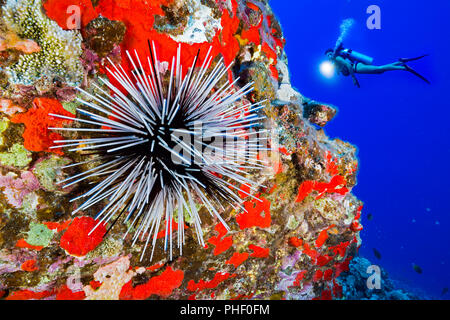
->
[0,0,362,300]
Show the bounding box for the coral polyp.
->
[3,0,84,86]
[51,42,266,260]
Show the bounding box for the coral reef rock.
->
[0,0,363,300]
[337,257,420,300]
[3,0,84,87]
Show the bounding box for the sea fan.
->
[50,42,267,260]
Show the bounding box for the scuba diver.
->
[325,44,430,88]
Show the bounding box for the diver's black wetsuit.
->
[339,60,359,76]
[333,55,361,87]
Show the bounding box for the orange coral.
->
[11,98,74,155]
[59,216,106,257]
[93,0,240,85]
[226,252,249,268]
[208,223,233,256]
[187,272,236,292]
[235,196,271,229]
[314,175,349,198]
[6,289,54,300]
[43,220,72,233]
[302,242,319,261]
[325,151,339,175]
[56,285,86,300]
[248,244,269,258]
[43,0,98,29]
[350,205,364,232]
[295,180,315,203]
[315,224,336,248]
[292,270,307,287]
[89,280,102,290]
[238,183,251,199]
[328,241,351,258]
[146,263,164,272]
[288,236,303,248]
[323,269,333,281]
[15,238,43,251]
[295,175,349,203]
[313,270,323,281]
[334,256,353,277]
[316,254,333,267]
[119,266,184,299]
[20,259,38,272]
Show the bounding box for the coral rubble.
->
[0,0,363,300]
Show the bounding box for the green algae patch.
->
[0,143,32,168]
[20,192,39,214]
[61,101,78,115]
[0,118,8,133]
[286,215,299,230]
[0,117,9,146]
[32,156,71,191]
[26,222,54,247]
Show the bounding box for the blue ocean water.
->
[270,0,450,299]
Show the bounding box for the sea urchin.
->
[50,42,267,260]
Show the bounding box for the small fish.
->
[367,213,373,221]
[372,248,382,260]
[412,263,423,274]
[442,288,448,296]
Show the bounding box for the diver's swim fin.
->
[399,54,428,63]
[404,64,430,84]
[398,55,430,84]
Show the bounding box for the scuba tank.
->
[334,44,374,65]
[339,48,374,65]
